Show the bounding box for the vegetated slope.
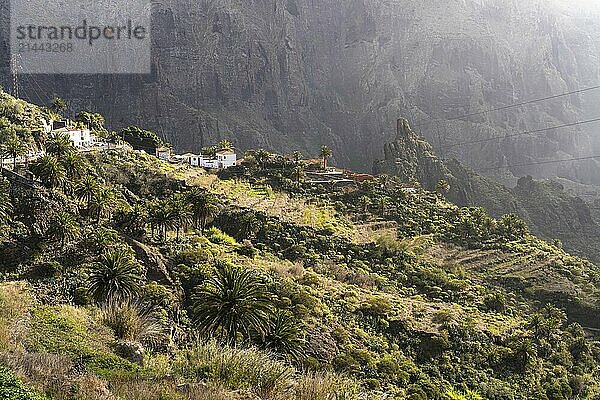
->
[2,95,600,399]
[2,0,600,182]
[375,118,600,264]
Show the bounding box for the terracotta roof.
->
[216,150,236,155]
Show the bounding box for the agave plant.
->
[192,263,274,344]
[88,249,143,302]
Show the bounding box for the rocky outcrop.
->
[2,0,600,183]
[375,118,600,263]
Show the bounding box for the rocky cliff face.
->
[376,118,600,262]
[2,0,600,182]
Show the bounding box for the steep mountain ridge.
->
[2,0,600,182]
[375,118,600,263]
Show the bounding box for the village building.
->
[44,119,94,148]
[155,147,172,161]
[181,149,237,169]
[58,127,93,148]
[215,150,237,168]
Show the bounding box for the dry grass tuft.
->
[1,351,115,400]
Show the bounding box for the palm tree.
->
[202,146,218,158]
[88,249,142,301]
[30,154,66,189]
[46,133,74,157]
[48,211,80,249]
[358,196,370,213]
[511,338,536,372]
[49,97,67,113]
[192,263,273,344]
[0,177,12,223]
[254,149,271,170]
[319,145,333,170]
[378,196,390,215]
[116,204,149,237]
[292,150,303,163]
[90,186,117,224]
[149,199,175,241]
[62,151,87,180]
[237,211,261,240]
[261,311,305,361]
[75,175,99,214]
[291,165,305,184]
[186,189,220,233]
[2,136,26,170]
[169,194,193,240]
[436,179,451,194]
[218,139,233,151]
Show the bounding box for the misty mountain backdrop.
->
[2,0,600,182]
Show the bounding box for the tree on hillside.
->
[292,165,305,184]
[254,149,271,170]
[319,145,333,170]
[62,152,87,181]
[358,196,370,213]
[75,111,108,137]
[202,146,218,158]
[292,150,303,163]
[50,97,67,113]
[192,262,274,344]
[186,189,220,234]
[75,175,99,215]
[48,211,80,249]
[30,154,66,189]
[90,186,117,224]
[260,310,305,361]
[378,196,390,215]
[88,248,143,301]
[436,179,450,194]
[169,194,193,240]
[218,139,233,151]
[0,177,12,224]
[496,214,529,241]
[2,135,26,170]
[46,133,74,158]
[149,199,175,241]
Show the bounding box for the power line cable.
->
[414,84,600,128]
[441,117,600,149]
[477,154,600,172]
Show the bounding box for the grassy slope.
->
[1,94,600,399]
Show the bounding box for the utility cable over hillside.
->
[476,154,600,172]
[414,84,600,128]
[440,117,600,149]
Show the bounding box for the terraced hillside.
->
[1,93,600,399]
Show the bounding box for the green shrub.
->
[0,367,49,400]
[205,227,237,246]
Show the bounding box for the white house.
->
[182,153,199,166]
[156,147,172,161]
[215,150,237,168]
[183,150,237,169]
[52,127,93,148]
